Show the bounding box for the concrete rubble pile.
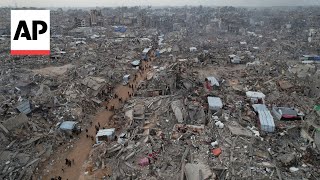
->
[0,15,153,180]
[0,6,320,180]
[85,45,320,179]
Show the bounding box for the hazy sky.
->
[1,0,320,7]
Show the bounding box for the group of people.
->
[94,122,101,134]
[65,158,74,167]
[105,60,152,112]
[49,56,154,180]
[50,158,74,180]
[85,122,101,142]
[50,176,63,180]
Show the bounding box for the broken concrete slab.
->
[16,153,31,166]
[0,151,15,163]
[125,109,134,121]
[82,76,106,91]
[171,100,185,123]
[2,113,28,131]
[228,125,253,137]
[32,64,75,76]
[277,153,296,166]
[184,163,215,180]
[21,136,41,146]
[0,132,8,144]
[278,80,293,90]
[0,123,9,134]
[189,106,206,124]
[133,104,145,116]
[301,128,314,142]
[183,80,193,90]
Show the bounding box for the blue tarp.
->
[302,55,320,61]
[114,26,127,33]
[308,56,320,61]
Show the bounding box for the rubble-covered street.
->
[0,5,320,180]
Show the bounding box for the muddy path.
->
[37,57,154,180]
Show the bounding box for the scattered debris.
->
[0,6,319,180]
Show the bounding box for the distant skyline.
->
[1,0,320,7]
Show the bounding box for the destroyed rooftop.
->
[0,6,320,180]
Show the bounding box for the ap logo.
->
[11,10,50,55]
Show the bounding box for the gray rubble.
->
[0,5,320,180]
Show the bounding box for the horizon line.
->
[1,5,320,8]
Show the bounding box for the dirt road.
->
[38,58,153,180]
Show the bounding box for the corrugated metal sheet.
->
[96,128,115,143]
[252,104,275,132]
[59,121,78,130]
[96,128,115,137]
[258,110,275,132]
[252,104,267,111]
[16,100,31,114]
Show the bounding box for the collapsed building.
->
[0,6,319,180]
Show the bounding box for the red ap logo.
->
[11,10,50,55]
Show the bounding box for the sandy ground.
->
[38,58,153,180]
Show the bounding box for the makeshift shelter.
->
[246,91,265,104]
[96,128,115,144]
[59,121,81,134]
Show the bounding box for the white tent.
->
[96,128,115,144]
